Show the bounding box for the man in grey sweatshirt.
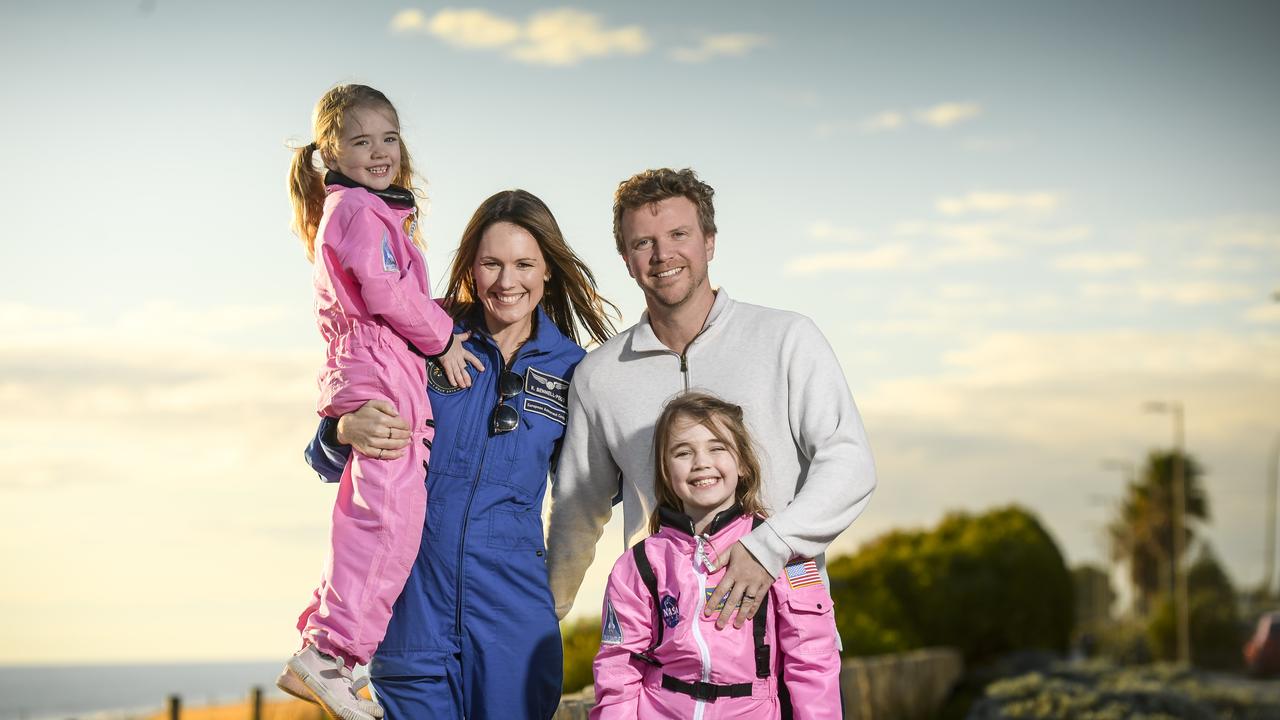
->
[546,168,877,630]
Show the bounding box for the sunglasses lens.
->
[492,403,520,434]
[500,371,523,398]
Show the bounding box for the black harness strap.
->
[630,540,664,667]
[661,674,753,702]
[750,516,771,678]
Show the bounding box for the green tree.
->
[1108,450,1208,615]
[1148,543,1241,668]
[1072,564,1115,632]
[560,617,601,693]
[828,505,1074,663]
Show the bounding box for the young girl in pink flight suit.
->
[591,392,843,720]
[280,84,479,720]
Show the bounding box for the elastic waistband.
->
[326,322,408,354]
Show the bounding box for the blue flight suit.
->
[306,307,582,719]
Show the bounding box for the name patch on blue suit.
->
[524,397,566,425]
[524,366,569,408]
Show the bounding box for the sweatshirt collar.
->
[632,286,732,354]
[324,170,416,211]
[658,503,744,538]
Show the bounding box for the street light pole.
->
[1145,400,1190,665]
[1266,434,1280,599]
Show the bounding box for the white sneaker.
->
[278,645,384,720]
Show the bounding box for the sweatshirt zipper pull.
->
[695,535,713,571]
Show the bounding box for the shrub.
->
[828,505,1073,663]
[560,617,601,693]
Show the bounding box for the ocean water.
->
[0,662,290,720]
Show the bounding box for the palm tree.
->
[1108,450,1208,615]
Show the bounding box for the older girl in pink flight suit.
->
[280,84,478,720]
[591,392,843,720]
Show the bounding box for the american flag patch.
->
[785,559,822,589]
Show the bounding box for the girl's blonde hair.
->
[443,189,619,347]
[288,84,425,262]
[649,392,767,534]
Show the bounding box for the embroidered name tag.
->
[381,231,398,272]
[524,366,569,408]
[524,397,566,425]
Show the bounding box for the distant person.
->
[306,190,618,718]
[590,392,842,719]
[278,83,480,719]
[547,168,877,633]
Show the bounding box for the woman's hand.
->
[337,400,412,459]
[437,332,485,389]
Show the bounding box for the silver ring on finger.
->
[387,428,393,439]
[742,593,757,601]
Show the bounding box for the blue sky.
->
[1,0,1277,663]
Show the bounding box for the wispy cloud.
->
[784,244,911,276]
[670,33,769,63]
[808,220,866,243]
[1245,302,1280,324]
[916,101,982,128]
[1083,281,1257,306]
[390,7,649,66]
[1053,251,1147,273]
[849,101,983,135]
[936,191,1061,215]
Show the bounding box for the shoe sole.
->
[275,668,315,703]
[281,662,375,720]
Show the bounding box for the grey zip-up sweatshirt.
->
[546,288,877,618]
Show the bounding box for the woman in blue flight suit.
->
[306,189,617,719]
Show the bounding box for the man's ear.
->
[705,233,716,262]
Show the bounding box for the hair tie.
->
[306,141,318,152]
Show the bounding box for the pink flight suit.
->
[592,512,842,719]
[296,184,454,666]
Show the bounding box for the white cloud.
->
[915,101,982,128]
[1245,302,1280,324]
[1083,281,1258,306]
[390,8,430,33]
[783,244,911,276]
[1054,252,1147,273]
[860,111,905,133]
[424,8,522,48]
[390,7,649,65]
[829,101,983,137]
[512,8,649,66]
[669,33,769,63]
[936,191,1061,216]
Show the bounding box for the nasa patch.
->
[602,599,623,645]
[524,366,569,408]
[427,360,463,395]
[381,231,398,272]
[660,595,681,628]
